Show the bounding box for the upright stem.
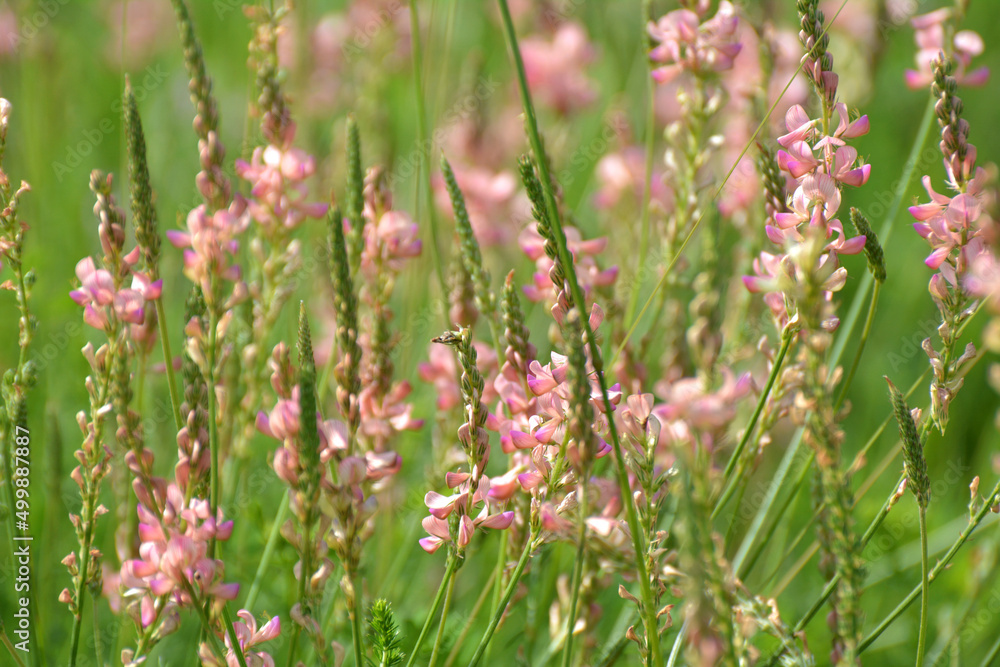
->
[624,0,657,326]
[408,0,447,295]
[561,480,588,667]
[859,478,1000,654]
[443,568,497,667]
[712,329,794,518]
[1,629,27,667]
[429,567,459,667]
[834,281,881,412]
[245,493,289,610]
[349,565,365,667]
[495,2,662,661]
[406,555,461,667]
[208,308,220,557]
[916,504,929,667]
[155,298,184,431]
[467,532,539,667]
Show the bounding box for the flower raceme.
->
[70,256,161,330]
[647,1,742,84]
[904,9,989,91]
[166,200,250,293]
[519,22,598,114]
[235,121,328,230]
[744,103,871,328]
[199,610,281,667]
[519,223,618,304]
[120,484,238,625]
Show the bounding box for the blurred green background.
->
[1,0,1000,664]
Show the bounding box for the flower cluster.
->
[519,223,618,304]
[200,611,281,667]
[70,173,162,333]
[743,102,870,330]
[520,22,598,114]
[905,8,989,90]
[236,122,328,230]
[648,1,741,84]
[121,484,238,613]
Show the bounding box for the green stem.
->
[834,281,881,412]
[208,308,220,558]
[442,568,497,667]
[466,532,539,667]
[734,91,937,585]
[712,329,794,519]
[429,566,458,667]
[561,480,588,667]
[624,0,657,326]
[981,634,1000,667]
[859,478,1000,654]
[244,492,289,610]
[1,628,27,667]
[408,0,447,295]
[608,0,848,370]
[405,555,461,667]
[220,604,250,667]
[181,580,228,663]
[154,297,184,431]
[483,527,508,666]
[916,504,929,667]
[349,565,365,667]
[495,2,662,660]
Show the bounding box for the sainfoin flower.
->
[419,475,514,553]
[200,611,280,667]
[519,22,598,113]
[904,9,989,90]
[120,484,238,620]
[648,1,741,84]
[166,200,250,292]
[235,121,328,229]
[744,102,870,329]
[519,224,618,303]
[70,257,162,330]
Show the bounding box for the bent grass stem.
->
[496,1,663,659]
[858,478,1000,655]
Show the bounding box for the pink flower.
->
[236,122,328,229]
[653,369,752,433]
[419,341,499,411]
[358,381,423,451]
[519,224,617,303]
[70,257,160,330]
[359,210,422,275]
[433,164,523,246]
[520,23,598,114]
[122,484,238,614]
[166,200,250,292]
[594,147,673,211]
[648,1,741,84]
[199,610,280,667]
[905,10,989,90]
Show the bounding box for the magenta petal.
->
[214,582,240,600]
[477,511,514,530]
[509,430,537,450]
[419,537,444,554]
[838,235,867,255]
